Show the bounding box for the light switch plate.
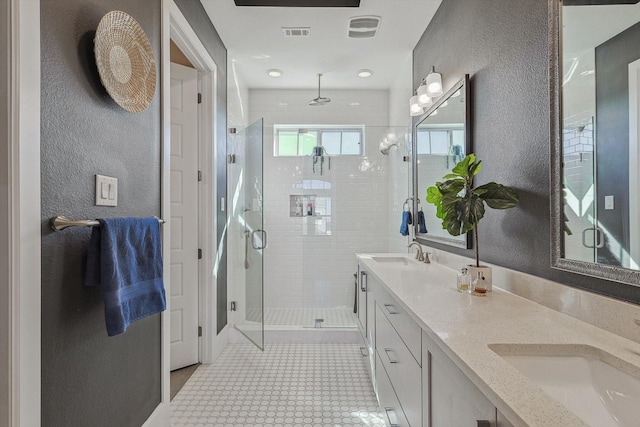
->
[604,195,614,210]
[95,174,118,207]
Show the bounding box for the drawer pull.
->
[360,347,368,357]
[476,421,491,427]
[360,271,367,292]
[384,303,399,315]
[384,407,399,427]
[384,348,398,364]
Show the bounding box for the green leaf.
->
[475,182,519,209]
[426,186,443,205]
[442,173,463,180]
[456,193,485,234]
[451,154,476,178]
[469,160,483,176]
[439,193,463,234]
[437,179,465,196]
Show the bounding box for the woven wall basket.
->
[94,11,157,113]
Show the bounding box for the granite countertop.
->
[357,253,640,427]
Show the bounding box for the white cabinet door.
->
[425,331,496,427]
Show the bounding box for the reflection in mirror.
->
[560,2,640,272]
[551,0,640,285]
[413,75,471,248]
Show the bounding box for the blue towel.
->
[417,211,428,234]
[400,210,413,236]
[85,217,166,336]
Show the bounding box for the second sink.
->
[491,344,640,427]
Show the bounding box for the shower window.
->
[274,125,364,156]
[416,127,464,155]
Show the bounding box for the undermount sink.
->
[490,344,640,427]
[371,256,409,264]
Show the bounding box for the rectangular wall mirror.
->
[550,0,640,285]
[413,75,472,248]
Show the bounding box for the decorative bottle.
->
[472,271,487,296]
[456,268,471,293]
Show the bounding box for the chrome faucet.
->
[408,242,431,263]
[408,242,425,262]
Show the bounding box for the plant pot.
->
[467,265,492,292]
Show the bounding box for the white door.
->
[170,62,199,370]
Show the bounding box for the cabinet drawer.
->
[376,352,411,427]
[376,286,422,364]
[424,331,496,427]
[377,305,422,427]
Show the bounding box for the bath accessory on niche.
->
[94,11,157,113]
[311,145,330,175]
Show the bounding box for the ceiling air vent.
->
[348,16,380,39]
[282,27,311,37]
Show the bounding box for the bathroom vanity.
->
[356,253,640,427]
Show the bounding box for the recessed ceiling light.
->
[267,69,283,78]
[358,69,373,78]
[350,102,361,106]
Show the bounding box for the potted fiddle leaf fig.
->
[426,153,519,289]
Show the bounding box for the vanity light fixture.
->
[409,94,423,116]
[358,69,373,78]
[417,84,432,108]
[426,66,443,97]
[267,69,283,78]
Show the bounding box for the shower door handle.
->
[582,227,604,249]
[251,229,267,250]
[360,271,367,292]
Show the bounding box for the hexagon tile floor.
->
[170,343,385,427]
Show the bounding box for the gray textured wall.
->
[40,1,162,426]
[173,0,229,333]
[595,22,640,265]
[414,0,640,303]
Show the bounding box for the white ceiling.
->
[563,4,640,60]
[201,0,442,90]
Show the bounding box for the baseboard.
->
[141,401,170,427]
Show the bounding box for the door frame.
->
[168,1,222,367]
[146,3,224,424]
[3,0,42,426]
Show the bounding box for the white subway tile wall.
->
[250,89,391,315]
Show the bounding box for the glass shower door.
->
[230,119,265,350]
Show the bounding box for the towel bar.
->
[50,216,166,232]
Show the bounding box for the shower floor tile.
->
[247,307,357,328]
[170,343,384,427]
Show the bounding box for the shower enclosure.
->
[229,121,404,337]
[227,119,266,349]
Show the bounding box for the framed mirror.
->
[413,75,472,248]
[550,0,640,285]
